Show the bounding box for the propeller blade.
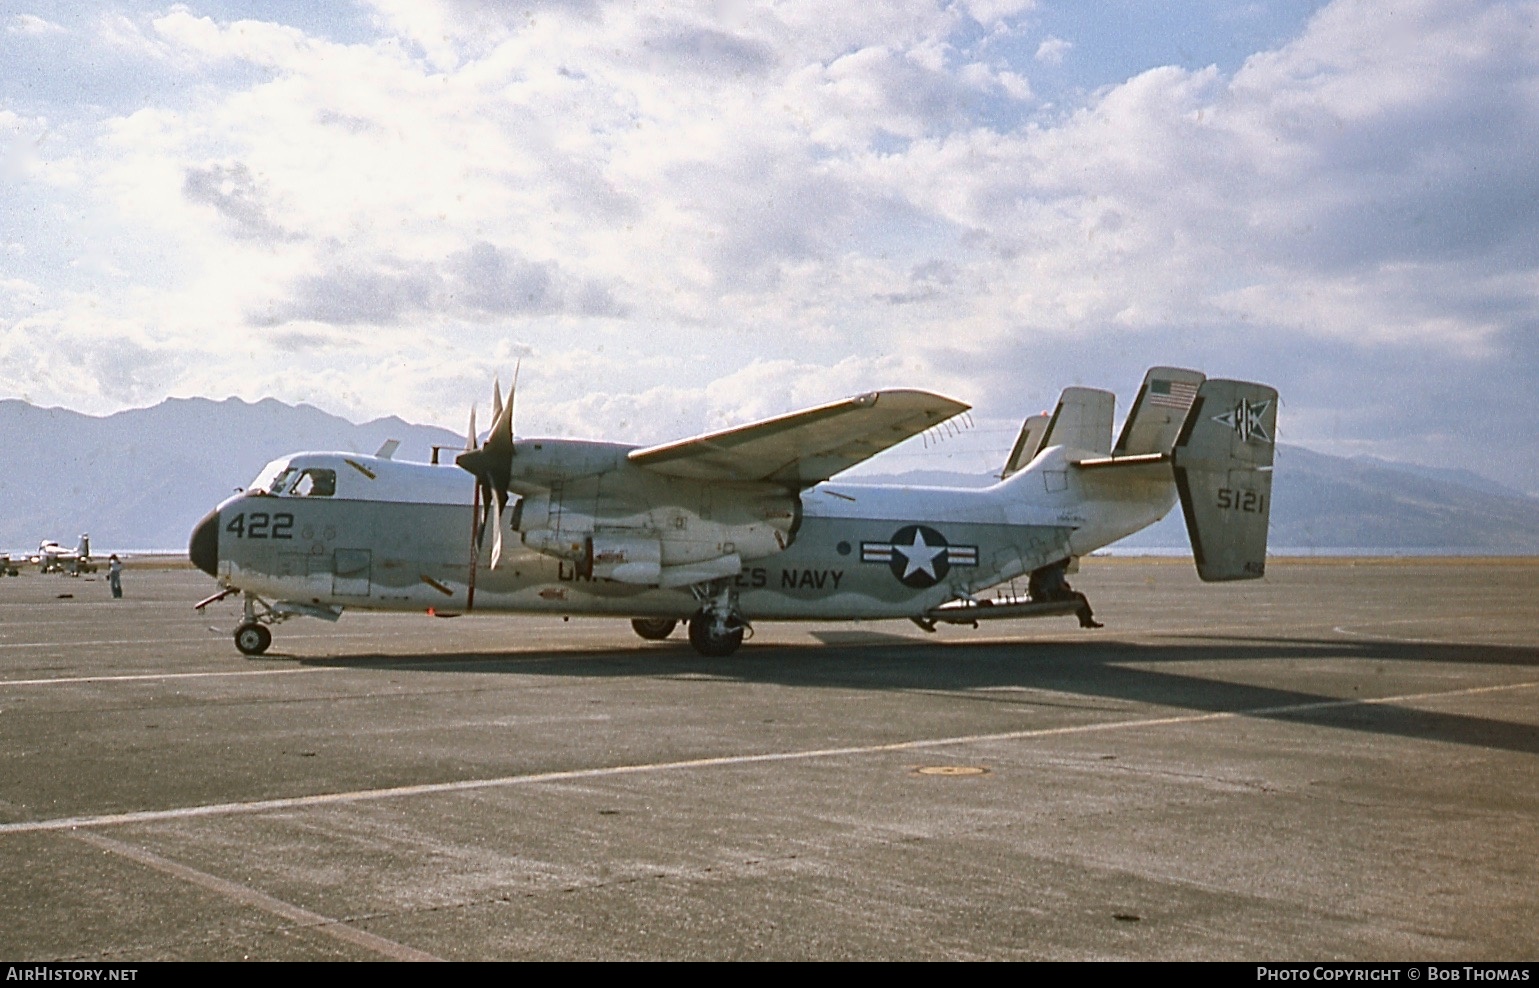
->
[491,378,503,424]
[456,374,518,568]
[466,405,478,451]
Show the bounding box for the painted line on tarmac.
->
[0,667,329,687]
[71,831,442,962]
[5,678,1535,837]
[0,630,410,650]
[1330,623,1501,646]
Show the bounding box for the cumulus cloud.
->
[182,161,296,242]
[9,14,66,37]
[7,0,1539,493]
[253,242,624,326]
[1035,35,1070,65]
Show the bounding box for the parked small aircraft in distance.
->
[189,367,1277,657]
[34,535,95,575]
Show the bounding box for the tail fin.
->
[1173,379,1278,581]
[1041,387,1115,454]
[78,534,90,559]
[1001,413,1050,477]
[1114,367,1205,455]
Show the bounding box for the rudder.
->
[1041,387,1115,454]
[1114,367,1205,455]
[1001,413,1050,477]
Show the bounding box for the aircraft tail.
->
[1172,379,1278,581]
[1001,413,1050,478]
[1114,367,1205,455]
[1040,387,1115,454]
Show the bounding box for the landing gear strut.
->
[687,583,748,657]
[232,593,278,656]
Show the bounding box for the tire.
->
[631,618,678,641]
[234,622,273,656]
[687,612,744,657]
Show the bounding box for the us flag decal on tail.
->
[1147,378,1199,409]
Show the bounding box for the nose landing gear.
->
[234,622,273,656]
[233,592,274,656]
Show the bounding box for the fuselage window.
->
[292,468,337,497]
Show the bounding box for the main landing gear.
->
[686,583,748,657]
[630,617,678,641]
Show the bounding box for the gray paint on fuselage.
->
[220,486,1075,621]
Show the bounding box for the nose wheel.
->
[234,622,273,656]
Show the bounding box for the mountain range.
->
[3,397,1538,554]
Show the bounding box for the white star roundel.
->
[861,525,978,589]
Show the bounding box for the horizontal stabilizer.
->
[1173,378,1278,581]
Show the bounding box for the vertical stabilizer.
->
[1002,413,1050,477]
[1173,379,1278,581]
[1114,367,1205,455]
[1041,387,1115,454]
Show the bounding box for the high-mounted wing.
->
[628,389,969,487]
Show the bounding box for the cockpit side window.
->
[292,468,337,497]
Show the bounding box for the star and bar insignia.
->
[861,525,978,589]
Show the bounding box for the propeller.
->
[456,369,518,568]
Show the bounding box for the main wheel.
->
[631,617,678,641]
[687,612,744,657]
[234,622,273,656]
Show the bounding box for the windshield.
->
[248,461,294,495]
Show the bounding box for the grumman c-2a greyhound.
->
[188,367,1277,657]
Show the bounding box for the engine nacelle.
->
[590,531,661,585]
[521,528,586,563]
[514,479,801,587]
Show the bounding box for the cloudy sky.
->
[4,0,1538,491]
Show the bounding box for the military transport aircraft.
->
[188,367,1277,657]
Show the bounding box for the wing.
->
[628,389,970,487]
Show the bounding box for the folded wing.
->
[628,389,970,487]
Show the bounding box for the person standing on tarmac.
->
[107,554,123,599]
[1027,559,1102,628]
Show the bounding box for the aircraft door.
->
[332,548,372,597]
[279,551,331,596]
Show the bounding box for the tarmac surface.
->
[1,558,1536,961]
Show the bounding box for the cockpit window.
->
[264,468,297,495]
[290,468,336,497]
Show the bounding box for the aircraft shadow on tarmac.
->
[287,633,1539,758]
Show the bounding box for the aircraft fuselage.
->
[189,442,1176,623]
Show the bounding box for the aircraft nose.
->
[188,509,220,577]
